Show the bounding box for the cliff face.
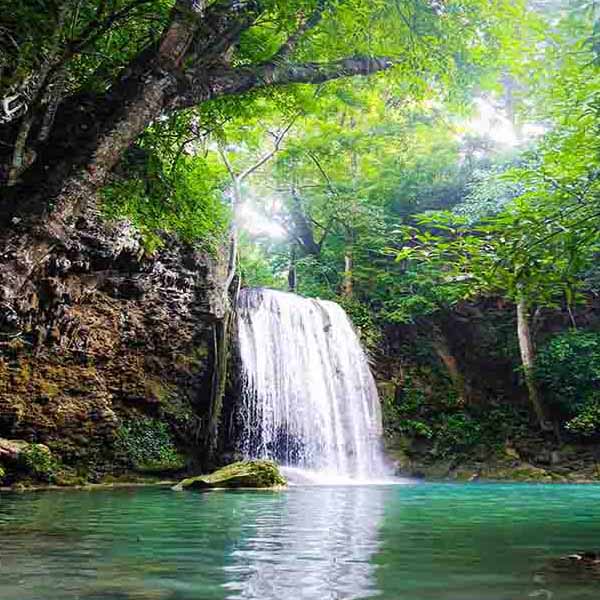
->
[376,302,600,482]
[0,210,230,484]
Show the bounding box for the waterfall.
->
[237,287,389,480]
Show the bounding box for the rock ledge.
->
[173,460,286,491]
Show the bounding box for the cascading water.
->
[237,287,390,481]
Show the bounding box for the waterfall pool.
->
[2,483,600,599]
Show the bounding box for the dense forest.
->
[1,0,600,487]
[5,2,600,600]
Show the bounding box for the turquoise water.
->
[1,483,600,599]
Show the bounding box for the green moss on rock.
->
[174,460,286,491]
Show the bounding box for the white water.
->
[237,288,391,481]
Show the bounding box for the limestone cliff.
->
[0,209,230,484]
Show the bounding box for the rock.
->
[0,438,57,482]
[504,443,521,461]
[484,462,550,482]
[545,551,600,581]
[173,460,286,491]
[0,438,30,460]
[0,208,230,483]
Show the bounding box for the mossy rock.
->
[173,460,286,491]
[0,438,59,483]
[484,462,551,482]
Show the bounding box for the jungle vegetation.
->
[2,0,600,439]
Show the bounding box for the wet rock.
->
[173,460,287,490]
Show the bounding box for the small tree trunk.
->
[342,249,353,297]
[224,179,241,291]
[7,114,35,185]
[207,310,231,455]
[516,298,551,430]
[288,245,297,292]
[431,326,468,405]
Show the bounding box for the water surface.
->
[1,483,600,599]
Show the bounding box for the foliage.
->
[20,444,59,483]
[101,150,229,251]
[238,233,287,289]
[536,330,600,435]
[338,297,381,351]
[116,418,184,472]
[565,402,600,437]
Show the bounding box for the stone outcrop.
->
[0,209,230,483]
[173,460,286,490]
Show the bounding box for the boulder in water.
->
[173,460,286,491]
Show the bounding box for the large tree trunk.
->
[516,298,551,431]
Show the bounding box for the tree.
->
[0,0,521,312]
[396,196,599,431]
[0,0,509,205]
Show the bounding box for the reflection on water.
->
[0,486,388,600]
[223,486,388,599]
[2,484,600,600]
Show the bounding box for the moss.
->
[15,362,33,385]
[143,378,171,403]
[174,460,287,490]
[135,456,186,473]
[483,463,551,482]
[174,345,210,373]
[37,380,60,398]
[53,471,90,486]
[0,464,5,483]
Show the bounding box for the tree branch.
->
[187,0,262,66]
[306,149,338,196]
[217,143,236,182]
[176,55,395,109]
[271,0,329,62]
[238,113,299,181]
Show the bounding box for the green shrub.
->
[536,330,600,435]
[116,418,185,472]
[102,152,229,253]
[433,414,481,458]
[338,297,381,351]
[565,401,600,436]
[21,445,59,482]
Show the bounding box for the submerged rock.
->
[173,460,286,490]
[544,551,600,581]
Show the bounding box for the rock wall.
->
[376,301,600,482]
[0,209,230,483]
